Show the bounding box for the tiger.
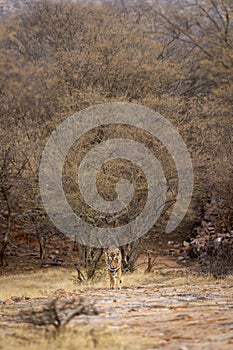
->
[104,247,122,290]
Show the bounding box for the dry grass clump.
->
[0,268,114,299]
[1,266,230,300]
[0,326,146,350]
[0,269,77,299]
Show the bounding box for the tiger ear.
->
[102,250,107,259]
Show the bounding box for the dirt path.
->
[1,282,233,349]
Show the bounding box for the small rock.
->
[177,256,185,261]
[5,298,14,304]
[11,296,22,302]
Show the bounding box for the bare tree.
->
[0,144,27,266]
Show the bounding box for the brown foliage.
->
[0,0,232,271]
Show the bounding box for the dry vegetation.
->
[0,0,232,274]
[0,0,232,285]
[0,264,223,299]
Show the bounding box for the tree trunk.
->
[121,239,141,272]
[0,187,11,266]
[73,235,80,252]
[86,248,103,279]
[39,235,46,260]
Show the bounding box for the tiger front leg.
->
[115,277,122,290]
[109,274,119,290]
[115,268,122,290]
[109,272,115,289]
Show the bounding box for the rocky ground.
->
[57,283,233,349]
[1,270,233,349]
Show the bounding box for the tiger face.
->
[105,248,122,290]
